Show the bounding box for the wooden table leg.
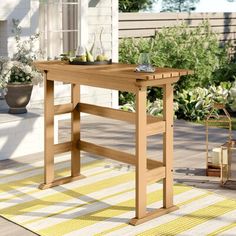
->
[39,80,85,190]
[129,85,178,226]
[39,75,55,189]
[71,84,82,177]
[163,83,174,208]
[130,87,147,224]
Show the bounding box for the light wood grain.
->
[146,166,166,183]
[129,206,179,226]
[78,102,164,125]
[71,84,81,177]
[135,87,147,219]
[54,103,73,115]
[163,84,174,208]
[146,121,165,136]
[54,142,72,154]
[78,140,136,165]
[34,62,186,225]
[44,77,54,185]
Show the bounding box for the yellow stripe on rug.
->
[0,157,235,236]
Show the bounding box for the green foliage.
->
[175,87,213,121]
[212,63,236,85]
[119,21,234,121]
[175,83,232,121]
[161,0,200,12]
[228,81,236,111]
[119,0,157,12]
[208,83,230,104]
[119,21,230,92]
[119,91,135,105]
[121,99,179,118]
[121,83,233,121]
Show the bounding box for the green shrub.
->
[119,21,234,121]
[175,87,213,121]
[121,99,179,118]
[175,83,232,121]
[228,81,236,111]
[119,21,231,102]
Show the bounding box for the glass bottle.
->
[90,28,105,61]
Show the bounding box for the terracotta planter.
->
[5,83,33,114]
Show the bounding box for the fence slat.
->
[119,12,236,44]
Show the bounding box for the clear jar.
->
[136,53,155,72]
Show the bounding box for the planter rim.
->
[7,83,33,87]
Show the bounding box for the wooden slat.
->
[147,159,163,170]
[146,166,165,183]
[119,29,156,38]
[136,76,180,87]
[47,70,137,93]
[120,29,236,39]
[119,12,236,21]
[39,174,85,190]
[35,62,190,83]
[147,121,165,136]
[78,102,135,123]
[129,205,178,226]
[78,102,164,124]
[78,140,163,169]
[78,140,136,165]
[119,18,236,30]
[54,103,73,115]
[54,142,72,154]
[119,12,236,42]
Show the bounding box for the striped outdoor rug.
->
[0,154,236,236]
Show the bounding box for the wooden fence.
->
[119,12,236,46]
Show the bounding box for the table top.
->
[34,61,193,91]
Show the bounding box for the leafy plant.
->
[209,82,230,105]
[121,99,179,118]
[119,21,235,121]
[119,21,231,92]
[212,63,236,85]
[175,84,232,121]
[228,81,236,111]
[175,87,214,121]
[0,19,42,90]
[119,0,157,12]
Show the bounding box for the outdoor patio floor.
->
[0,115,235,236]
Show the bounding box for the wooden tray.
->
[69,59,112,65]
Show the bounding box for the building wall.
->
[0,21,7,57]
[0,0,119,109]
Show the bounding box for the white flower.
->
[0,21,42,89]
[23,42,31,51]
[23,65,32,74]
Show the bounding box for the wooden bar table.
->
[35,61,191,225]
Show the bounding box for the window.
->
[39,0,80,59]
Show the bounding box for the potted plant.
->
[0,19,43,114]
